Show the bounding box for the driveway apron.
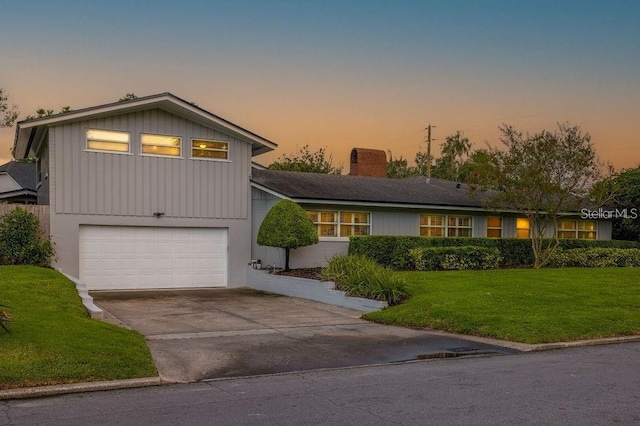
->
[92,288,517,383]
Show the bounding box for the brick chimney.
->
[349,148,387,178]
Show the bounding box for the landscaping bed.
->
[364,268,640,344]
[0,266,156,389]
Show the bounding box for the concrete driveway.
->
[92,288,517,383]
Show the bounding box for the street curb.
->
[421,329,640,352]
[0,377,163,400]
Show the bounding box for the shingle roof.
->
[251,169,484,208]
[0,161,36,191]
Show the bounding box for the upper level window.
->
[557,220,597,240]
[420,215,472,237]
[192,139,229,160]
[86,129,130,153]
[516,218,530,238]
[486,217,502,238]
[141,134,181,157]
[306,210,370,238]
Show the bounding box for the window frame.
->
[140,133,183,158]
[557,219,597,240]
[190,138,231,162]
[516,218,531,239]
[306,210,371,240]
[85,128,132,155]
[486,216,502,238]
[420,214,473,238]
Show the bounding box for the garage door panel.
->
[80,226,228,290]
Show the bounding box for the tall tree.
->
[472,123,602,268]
[386,152,418,178]
[0,88,19,127]
[432,131,472,181]
[268,145,343,174]
[257,200,319,271]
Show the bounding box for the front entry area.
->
[79,225,227,290]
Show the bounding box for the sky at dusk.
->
[1,0,639,170]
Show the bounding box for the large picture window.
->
[306,210,370,238]
[86,129,130,153]
[192,139,229,160]
[420,215,472,237]
[141,134,181,157]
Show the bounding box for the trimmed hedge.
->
[349,236,640,269]
[548,248,640,268]
[409,246,502,271]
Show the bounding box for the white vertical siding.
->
[52,108,250,219]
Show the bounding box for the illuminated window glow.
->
[192,139,229,160]
[86,129,130,153]
[141,134,181,157]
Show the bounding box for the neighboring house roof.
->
[13,92,277,159]
[0,161,37,202]
[251,169,486,210]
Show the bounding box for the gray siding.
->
[597,220,612,240]
[372,210,419,236]
[51,109,250,219]
[48,108,254,286]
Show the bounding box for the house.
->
[0,160,37,204]
[12,93,276,290]
[250,148,611,269]
[11,94,611,291]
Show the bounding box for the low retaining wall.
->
[245,267,387,312]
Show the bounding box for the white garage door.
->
[79,226,227,290]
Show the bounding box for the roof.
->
[251,169,485,210]
[13,92,277,159]
[0,161,36,191]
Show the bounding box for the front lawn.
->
[0,266,156,389]
[364,268,640,344]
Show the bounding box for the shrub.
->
[0,208,55,267]
[350,235,640,269]
[257,200,318,271]
[322,254,409,305]
[409,246,502,271]
[548,248,640,268]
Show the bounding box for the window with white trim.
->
[486,217,502,238]
[141,134,181,157]
[516,218,530,239]
[420,215,472,237]
[86,129,130,153]
[557,220,597,240]
[192,139,229,160]
[306,210,370,238]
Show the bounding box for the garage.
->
[79,226,228,290]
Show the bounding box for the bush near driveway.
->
[364,268,640,344]
[322,254,409,305]
[0,266,156,389]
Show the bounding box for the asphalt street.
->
[1,342,639,425]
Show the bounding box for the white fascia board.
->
[250,182,291,200]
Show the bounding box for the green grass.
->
[0,266,156,389]
[364,268,640,344]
